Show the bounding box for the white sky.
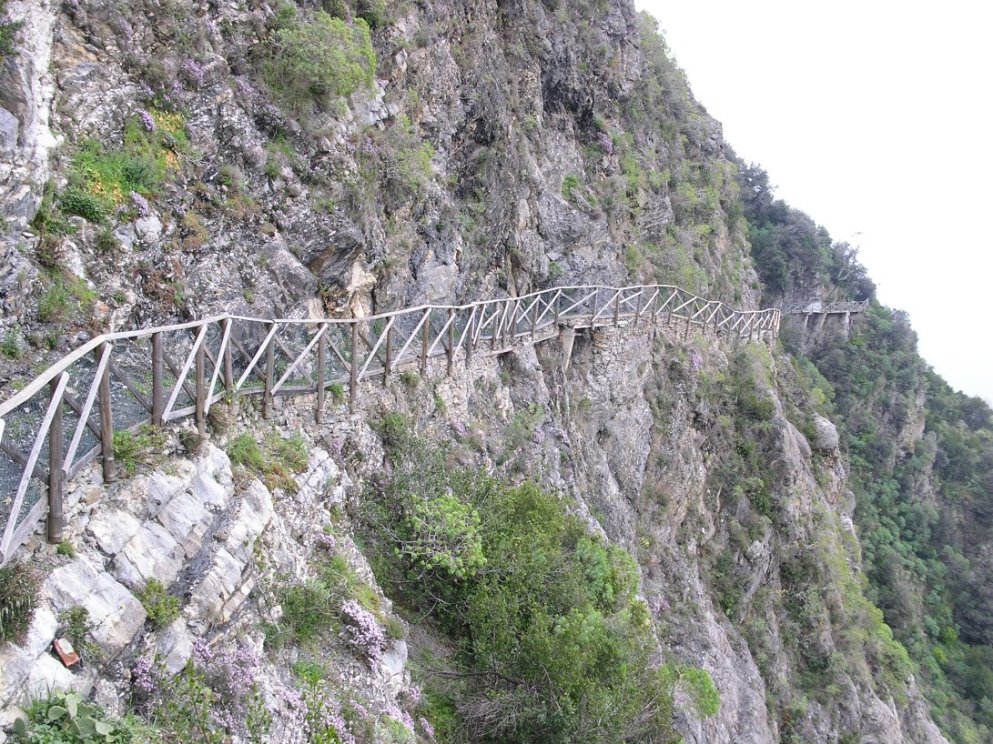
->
[634,0,993,404]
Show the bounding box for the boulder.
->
[811,414,840,452]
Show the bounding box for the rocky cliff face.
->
[0,0,957,742]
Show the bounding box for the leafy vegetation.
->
[227,432,309,492]
[742,171,993,739]
[113,425,167,477]
[261,10,376,112]
[136,579,181,629]
[37,277,96,324]
[0,0,21,61]
[358,415,718,742]
[61,112,185,224]
[737,163,874,302]
[1,326,23,359]
[13,691,152,743]
[58,606,97,660]
[0,562,39,645]
[132,643,270,742]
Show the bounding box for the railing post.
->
[48,374,64,544]
[98,343,116,483]
[316,327,326,423]
[151,332,164,427]
[223,319,234,399]
[384,324,394,385]
[530,301,537,340]
[421,309,430,374]
[350,322,359,413]
[263,329,275,419]
[613,292,620,327]
[195,340,206,436]
[447,308,455,375]
[465,309,475,368]
[591,290,598,327]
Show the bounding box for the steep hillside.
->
[0,0,980,742]
[741,163,993,742]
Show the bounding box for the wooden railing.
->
[0,284,780,564]
[781,299,869,315]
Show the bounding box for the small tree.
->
[262,11,376,113]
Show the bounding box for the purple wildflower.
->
[132,656,156,695]
[419,716,436,740]
[383,702,415,733]
[340,600,387,665]
[137,109,156,132]
[597,131,614,155]
[193,638,213,666]
[404,686,422,707]
[131,192,150,219]
[235,77,253,97]
[317,532,336,551]
[181,58,205,89]
[690,350,703,372]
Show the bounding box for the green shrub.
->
[0,563,39,645]
[13,690,150,742]
[58,606,96,659]
[0,0,22,61]
[374,412,417,462]
[228,433,266,472]
[268,433,309,473]
[37,283,72,322]
[32,184,76,236]
[228,432,310,492]
[354,0,388,27]
[68,140,163,214]
[56,541,76,558]
[113,425,167,477]
[136,578,181,629]
[278,580,336,646]
[1,327,22,359]
[58,185,107,224]
[401,493,485,579]
[360,440,718,741]
[262,11,376,112]
[673,665,721,717]
[95,227,120,254]
[328,382,345,405]
[561,173,580,202]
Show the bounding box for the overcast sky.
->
[633,0,993,404]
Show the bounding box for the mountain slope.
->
[0,0,983,741]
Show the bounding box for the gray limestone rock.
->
[110,522,184,590]
[153,619,194,675]
[47,557,146,655]
[811,413,840,452]
[87,509,142,555]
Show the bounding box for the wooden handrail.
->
[0,283,780,564]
